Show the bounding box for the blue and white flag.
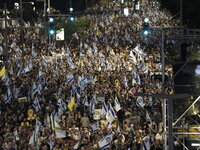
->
[133,45,140,56]
[4,87,12,104]
[89,100,95,114]
[136,73,141,85]
[98,131,113,150]
[80,75,88,91]
[142,135,151,150]
[38,70,43,81]
[146,111,152,124]
[72,84,78,95]
[13,85,20,98]
[14,129,19,142]
[91,121,99,133]
[50,111,61,130]
[130,50,137,65]
[2,73,11,85]
[106,104,117,124]
[101,101,108,117]
[76,92,81,103]
[48,139,54,150]
[29,120,41,145]
[136,96,145,108]
[83,95,89,106]
[57,98,66,111]
[31,82,38,98]
[67,58,76,69]
[124,76,128,88]
[32,97,41,112]
[66,72,74,84]
[90,74,95,85]
[114,97,121,112]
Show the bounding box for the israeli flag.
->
[72,84,78,95]
[76,92,81,103]
[146,111,152,124]
[101,101,108,117]
[98,131,113,150]
[136,96,145,108]
[14,129,19,142]
[29,120,41,145]
[133,45,139,56]
[90,74,95,85]
[31,82,38,98]
[89,100,95,114]
[2,73,11,86]
[32,96,41,112]
[13,85,20,98]
[114,97,121,112]
[91,121,99,133]
[38,70,43,81]
[48,139,54,150]
[82,95,89,106]
[57,98,66,111]
[80,75,88,91]
[106,104,117,124]
[4,87,12,104]
[67,58,76,69]
[66,72,74,84]
[142,135,151,150]
[130,50,137,65]
[136,73,141,85]
[124,76,128,88]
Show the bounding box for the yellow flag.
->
[115,79,119,87]
[0,66,5,77]
[68,97,75,111]
[94,76,98,82]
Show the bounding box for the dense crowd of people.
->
[0,0,176,149]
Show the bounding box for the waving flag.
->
[57,98,66,111]
[66,72,74,84]
[106,104,117,124]
[29,120,41,145]
[32,97,41,112]
[136,96,145,108]
[89,100,95,114]
[110,49,115,57]
[124,76,128,88]
[72,84,78,95]
[114,97,121,112]
[146,111,152,124]
[91,121,99,133]
[50,111,61,130]
[65,72,74,84]
[98,131,113,150]
[130,50,137,65]
[0,66,5,77]
[101,101,108,117]
[83,95,89,106]
[13,85,20,98]
[68,97,75,111]
[142,135,151,150]
[76,92,81,103]
[4,87,12,104]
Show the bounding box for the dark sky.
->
[1,0,200,28]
